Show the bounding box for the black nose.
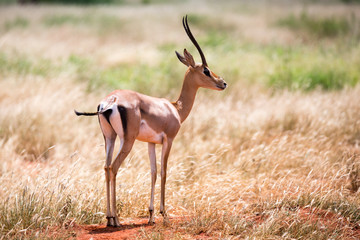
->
[223,82,227,88]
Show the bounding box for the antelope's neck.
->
[173,74,199,123]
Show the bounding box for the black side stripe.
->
[102,109,112,124]
[118,105,127,133]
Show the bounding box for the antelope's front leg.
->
[148,143,157,224]
[160,138,173,225]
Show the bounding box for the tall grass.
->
[277,11,357,39]
[0,52,59,77]
[2,17,29,31]
[265,42,360,91]
[42,13,125,35]
[0,2,360,239]
[268,55,359,91]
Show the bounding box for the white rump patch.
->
[99,96,117,112]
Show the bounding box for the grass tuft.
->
[277,11,355,38]
[269,63,357,91]
[42,13,124,35]
[0,111,57,161]
[186,13,235,34]
[267,46,360,91]
[0,52,57,77]
[346,153,360,192]
[3,17,29,31]
[0,185,104,239]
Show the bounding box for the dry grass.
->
[1,1,360,239]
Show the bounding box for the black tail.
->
[74,109,99,116]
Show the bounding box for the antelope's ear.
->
[175,49,195,68]
[183,49,195,68]
[175,50,188,66]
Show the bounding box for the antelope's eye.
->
[203,67,210,77]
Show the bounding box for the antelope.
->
[75,15,227,227]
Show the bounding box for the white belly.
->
[136,120,164,144]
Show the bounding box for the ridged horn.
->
[182,15,208,67]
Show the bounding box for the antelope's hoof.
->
[106,216,121,227]
[106,216,113,227]
[148,209,155,225]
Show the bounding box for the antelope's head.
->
[176,15,227,91]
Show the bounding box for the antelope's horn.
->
[182,15,208,67]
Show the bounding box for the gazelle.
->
[75,15,227,227]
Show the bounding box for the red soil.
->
[73,208,360,239]
[297,207,360,239]
[76,218,152,240]
[75,216,190,240]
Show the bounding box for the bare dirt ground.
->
[72,208,360,240]
[75,216,189,240]
[76,220,151,240]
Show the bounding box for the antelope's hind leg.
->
[108,107,138,227]
[99,113,117,227]
[104,136,115,226]
[108,138,135,227]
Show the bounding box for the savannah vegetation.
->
[0,0,360,239]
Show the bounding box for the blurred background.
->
[0,0,360,239]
